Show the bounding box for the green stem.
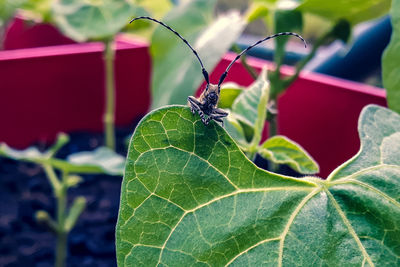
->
[283,30,332,89]
[232,44,258,80]
[267,26,334,138]
[268,112,277,137]
[43,164,61,194]
[103,39,116,150]
[55,232,67,267]
[55,171,68,267]
[42,165,68,267]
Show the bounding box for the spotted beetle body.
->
[187,84,228,126]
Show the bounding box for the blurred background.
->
[0,0,393,266]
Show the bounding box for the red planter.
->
[0,35,151,148]
[0,19,386,178]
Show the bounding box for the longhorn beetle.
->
[130,16,306,126]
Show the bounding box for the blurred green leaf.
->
[151,0,246,108]
[273,9,303,67]
[52,0,139,41]
[136,0,172,19]
[0,0,26,27]
[0,143,124,175]
[274,8,302,33]
[297,0,391,25]
[224,112,247,148]
[382,0,400,114]
[231,67,269,132]
[245,2,269,23]
[67,147,125,175]
[219,82,244,109]
[66,175,83,188]
[64,196,86,231]
[259,135,319,174]
[20,0,52,22]
[330,19,351,43]
[224,68,269,157]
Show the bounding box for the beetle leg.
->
[207,113,228,127]
[214,108,229,116]
[187,96,201,115]
[188,96,208,124]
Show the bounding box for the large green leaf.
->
[382,0,400,114]
[259,135,319,174]
[52,0,139,41]
[150,0,246,108]
[116,104,400,266]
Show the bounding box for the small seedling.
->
[0,134,124,267]
[130,16,306,126]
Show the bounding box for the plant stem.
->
[283,30,332,89]
[43,164,61,193]
[42,165,68,267]
[103,38,116,150]
[55,171,68,267]
[55,231,67,267]
[267,26,334,138]
[232,44,258,80]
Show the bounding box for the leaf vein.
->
[326,190,375,267]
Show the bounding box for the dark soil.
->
[0,124,137,267]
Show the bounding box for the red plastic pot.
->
[0,35,151,148]
[0,18,386,178]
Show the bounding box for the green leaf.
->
[0,143,44,160]
[259,135,319,174]
[274,8,303,33]
[64,196,86,232]
[66,175,83,188]
[330,19,351,43]
[150,0,246,108]
[116,104,400,266]
[219,83,244,109]
[20,0,52,22]
[135,0,172,19]
[382,0,400,114]
[296,0,391,25]
[273,9,303,68]
[52,0,138,42]
[328,105,400,180]
[0,0,26,27]
[0,144,124,175]
[66,147,125,176]
[231,67,269,147]
[224,112,247,149]
[245,2,269,23]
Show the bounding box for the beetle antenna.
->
[218,32,306,87]
[130,16,210,84]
